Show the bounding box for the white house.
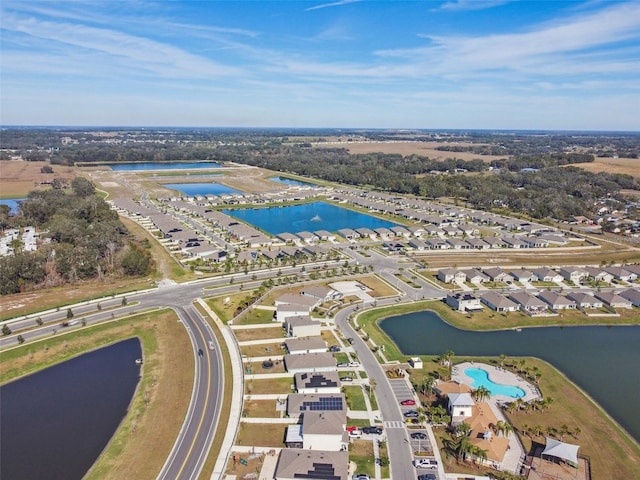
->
[284,352,338,374]
[481,292,519,312]
[448,392,475,420]
[285,315,321,337]
[285,337,327,355]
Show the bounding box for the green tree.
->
[2,324,12,336]
[71,177,96,197]
[17,334,25,344]
[66,308,74,319]
[121,243,152,276]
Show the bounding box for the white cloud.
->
[305,0,362,12]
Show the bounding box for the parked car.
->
[340,376,354,382]
[329,345,340,352]
[413,458,437,468]
[346,425,359,432]
[352,474,371,480]
[417,474,437,480]
[337,362,349,367]
[410,432,427,440]
[349,361,360,367]
[362,426,383,435]
[348,429,362,439]
[400,399,416,406]
[403,410,419,418]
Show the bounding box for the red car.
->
[400,399,416,406]
[346,425,359,432]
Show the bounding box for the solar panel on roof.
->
[299,397,344,411]
[293,462,340,479]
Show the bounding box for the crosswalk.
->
[384,420,406,429]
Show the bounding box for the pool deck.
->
[451,362,543,474]
[452,361,541,403]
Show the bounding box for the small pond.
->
[0,338,142,480]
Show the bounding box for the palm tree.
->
[368,378,377,402]
[571,426,581,439]
[453,434,474,463]
[499,354,507,367]
[501,422,514,437]
[456,421,472,437]
[470,445,488,467]
[473,386,491,403]
[558,424,570,440]
[421,375,436,398]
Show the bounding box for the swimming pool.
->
[464,367,525,399]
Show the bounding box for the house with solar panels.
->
[286,393,346,420]
[274,449,348,480]
[295,372,341,394]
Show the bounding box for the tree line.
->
[0,178,153,295]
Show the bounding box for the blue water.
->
[1,338,142,480]
[109,162,221,171]
[269,176,317,187]
[164,182,241,196]
[465,367,525,399]
[0,198,24,214]
[380,310,640,442]
[223,201,399,235]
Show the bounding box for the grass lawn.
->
[357,274,397,297]
[349,439,376,477]
[205,291,259,324]
[239,341,285,357]
[233,307,275,325]
[232,325,284,342]
[245,377,293,395]
[344,385,367,411]
[244,360,286,374]
[235,423,287,447]
[242,399,280,418]
[347,418,373,428]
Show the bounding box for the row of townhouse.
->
[438,264,640,285]
[448,288,639,314]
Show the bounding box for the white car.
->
[349,361,360,367]
[348,429,362,439]
[208,341,215,350]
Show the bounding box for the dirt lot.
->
[0,160,77,198]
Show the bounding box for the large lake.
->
[223,201,399,235]
[380,311,640,443]
[164,182,241,196]
[109,162,221,171]
[0,338,142,480]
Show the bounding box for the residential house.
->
[604,266,638,282]
[537,291,577,310]
[277,304,314,323]
[482,267,514,284]
[595,291,633,308]
[509,292,548,314]
[295,372,342,394]
[619,288,640,307]
[408,239,428,251]
[284,352,338,374]
[437,268,466,284]
[466,268,489,284]
[532,268,563,283]
[446,293,483,312]
[286,393,346,419]
[274,449,348,480]
[559,267,589,284]
[585,267,613,284]
[301,285,339,303]
[285,337,327,355]
[481,292,519,312]
[511,269,536,283]
[285,315,321,337]
[566,292,603,309]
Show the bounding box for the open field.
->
[330,141,510,162]
[1,309,193,480]
[232,325,284,343]
[0,160,77,198]
[571,157,640,179]
[349,439,376,478]
[245,376,293,395]
[242,399,280,418]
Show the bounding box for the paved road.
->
[157,305,223,480]
[1,251,444,479]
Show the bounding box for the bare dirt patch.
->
[0,160,77,198]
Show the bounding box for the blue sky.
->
[1,0,639,130]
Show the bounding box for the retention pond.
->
[380,310,640,443]
[0,338,142,480]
